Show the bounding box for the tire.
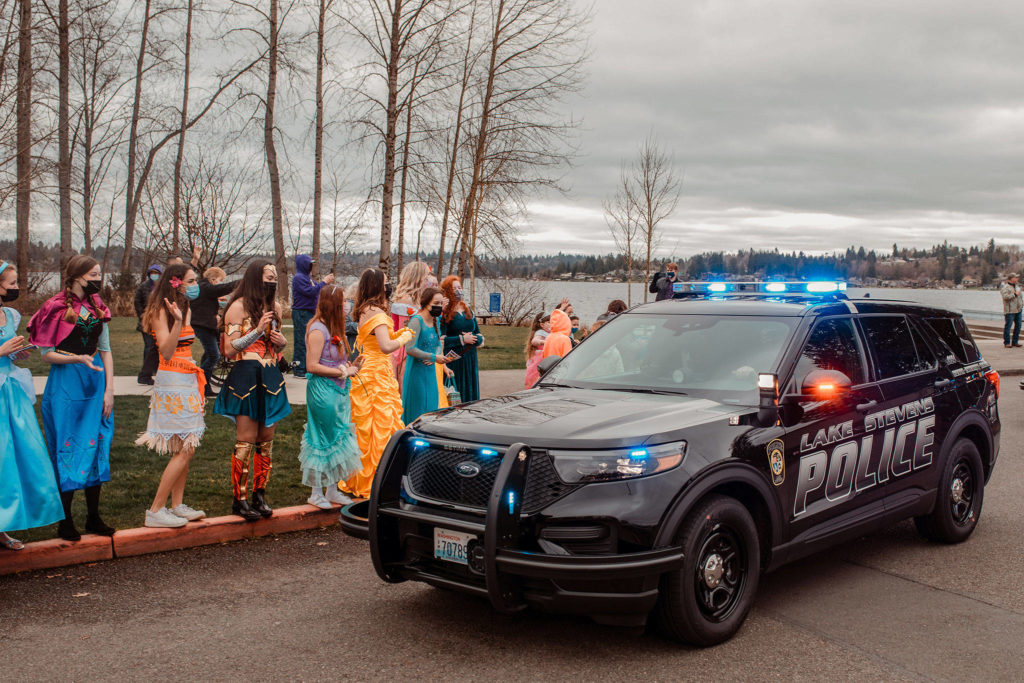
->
[914,438,985,543]
[656,495,760,647]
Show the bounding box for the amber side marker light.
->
[985,370,999,398]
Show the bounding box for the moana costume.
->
[135,324,206,454]
[213,316,290,520]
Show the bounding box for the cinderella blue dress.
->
[0,307,64,533]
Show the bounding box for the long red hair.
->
[311,284,350,354]
[440,275,472,323]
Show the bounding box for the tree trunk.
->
[15,0,31,289]
[172,0,194,255]
[396,77,415,274]
[121,0,152,274]
[378,0,402,275]
[265,0,288,300]
[57,0,72,268]
[311,0,326,279]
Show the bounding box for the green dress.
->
[441,310,484,403]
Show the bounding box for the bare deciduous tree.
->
[629,135,679,302]
[604,162,642,306]
[15,0,31,288]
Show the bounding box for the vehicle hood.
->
[413,386,744,449]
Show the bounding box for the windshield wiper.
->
[591,386,687,396]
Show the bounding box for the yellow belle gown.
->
[342,312,412,498]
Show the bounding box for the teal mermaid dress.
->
[0,307,64,533]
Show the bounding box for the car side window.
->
[789,317,865,391]
[925,317,967,363]
[908,320,937,369]
[860,315,930,379]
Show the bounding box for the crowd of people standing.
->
[0,253,493,550]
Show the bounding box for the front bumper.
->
[342,433,685,626]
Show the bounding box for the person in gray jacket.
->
[1001,272,1022,348]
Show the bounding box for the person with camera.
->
[650,262,679,301]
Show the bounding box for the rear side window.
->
[860,316,931,379]
[790,317,865,389]
[925,316,980,363]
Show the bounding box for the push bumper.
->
[342,433,685,625]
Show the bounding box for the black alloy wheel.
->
[656,495,760,647]
[914,438,985,544]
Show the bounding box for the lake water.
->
[464,280,1008,326]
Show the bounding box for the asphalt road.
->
[2,390,1023,681]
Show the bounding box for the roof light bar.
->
[671,280,847,297]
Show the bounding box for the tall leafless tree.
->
[628,135,679,302]
[170,0,193,254]
[14,0,31,288]
[604,161,642,306]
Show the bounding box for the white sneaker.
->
[325,487,353,505]
[145,508,188,528]
[169,504,206,521]
[307,490,333,510]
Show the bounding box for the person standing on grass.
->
[0,262,64,551]
[391,261,432,392]
[28,254,115,542]
[402,287,455,424]
[524,313,550,389]
[214,261,290,521]
[341,268,413,499]
[291,254,334,378]
[440,275,485,403]
[298,285,364,509]
[191,266,239,398]
[134,263,163,385]
[1001,272,1022,348]
[136,265,208,528]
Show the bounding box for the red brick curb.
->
[0,503,348,576]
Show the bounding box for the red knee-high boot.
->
[251,440,273,518]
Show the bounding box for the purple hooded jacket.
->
[291,254,324,311]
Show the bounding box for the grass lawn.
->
[15,317,531,375]
[15,396,310,544]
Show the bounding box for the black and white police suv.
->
[342,281,1001,646]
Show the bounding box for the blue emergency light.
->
[671,280,847,297]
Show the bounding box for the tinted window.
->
[860,316,930,379]
[909,320,937,368]
[790,317,864,389]
[926,317,967,362]
[953,318,981,362]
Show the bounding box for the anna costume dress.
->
[341,312,412,498]
[0,307,64,534]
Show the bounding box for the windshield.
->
[542,313,797,405]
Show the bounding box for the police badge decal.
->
[767,439,785,486]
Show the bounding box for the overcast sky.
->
[518,0,1024,256]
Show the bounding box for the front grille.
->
[404,443,578,513]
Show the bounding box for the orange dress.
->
[342,313,412,498]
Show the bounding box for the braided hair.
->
[62,254,109,324]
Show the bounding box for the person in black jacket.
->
[134,264,164,385]
[191,266,239,398]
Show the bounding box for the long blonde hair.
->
[394,261,432,304]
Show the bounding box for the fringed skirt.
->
[135,369,206,455]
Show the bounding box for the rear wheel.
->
[656,495,760,647]
[914,438,984,543]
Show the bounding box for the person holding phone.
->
[0,262,64,550]
[402,287,454,424]
[214,261,290,521]
[298,285,364,509]
[439,275,485,403]
[28,254,116,541]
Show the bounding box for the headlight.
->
[549,441,686,484]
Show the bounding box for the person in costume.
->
[390,261,432,391]
[439,275,485,403]
[523,313,550,389]
[136,264,208,528]
[402,287,454,424]
[0,262,64,550]
[214,260,290,521]
[28,254,115,541]
[298,284,364,509]
[340,268,413,499]
[542,308,574,360]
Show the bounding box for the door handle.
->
[855,400,877,412]
[934,379,952,389]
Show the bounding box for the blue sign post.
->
[488,292,502,314]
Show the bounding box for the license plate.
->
[433,527,475,565]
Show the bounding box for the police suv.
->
[342,282,1000,646]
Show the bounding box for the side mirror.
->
[801,369,852,401]
[757,373,779,427]
[537,355,561,377]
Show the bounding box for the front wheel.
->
[914,438,985,543]
[655,495,760,647]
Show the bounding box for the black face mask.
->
[0,287,18,303]
[384,283,394,299]
[263,281,277,299]
[82,279,102,296]
[429,305,443,318]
